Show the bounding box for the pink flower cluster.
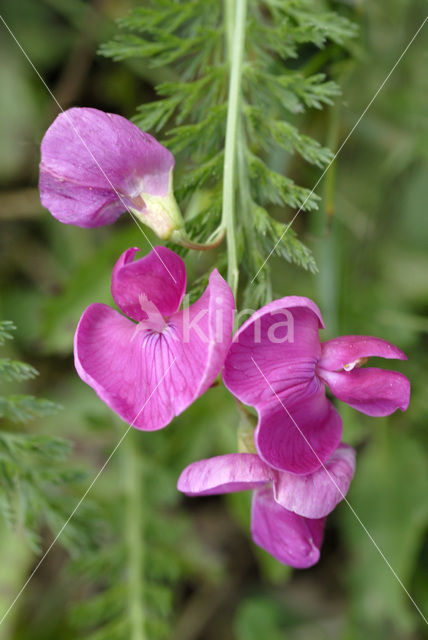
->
[40,108,411,569]
[178,292,408,567]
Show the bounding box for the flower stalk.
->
[170,225,226,251]
[222,0,247,297]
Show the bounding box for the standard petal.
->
[40,107,174,227]
[319,335,407,371]
[251,487,325,568]
[177,454,272,496]
[111,246,186,321]
[255,383,343,474]
[273,443,356,518]
[171,269,235,398]
[223,297,324,410]
[319,367,410,417]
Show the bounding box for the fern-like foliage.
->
[71,510,182,639]
[70,435,209,640]
[0,321,90,553]
[100,0,357,304]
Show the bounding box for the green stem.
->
[123,431,145,640]
[222,0,247,297]
[170,225,225,251]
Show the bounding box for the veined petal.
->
[319,335,407,371]
[40,107,174,227]
[273,443,356,518]
[320,367,410,417]
[255,383,342,474]
[251,487,325,568]
[74,269,234,431]
[111,246,186,321]
[223,297,324,410]
[74,304,179,430]
[177,454,272,496]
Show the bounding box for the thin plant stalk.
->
[222,0,247,297]
[123,431,145,640]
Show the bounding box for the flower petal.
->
[320,367,410,416]
[74,304,178,430]
[319,335,407,371]
[223,297,324,410]
[171,269,235,398]
[177,454,272,496]
[39,107,174,227]
[111,246,186,321]
[273,443,356,518]
[223,298,341,475]
[255,383,343,474]
[39,170,126,227]
[74,269,234,431]
[251,487,325,568]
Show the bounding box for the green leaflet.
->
[0,321,90,554]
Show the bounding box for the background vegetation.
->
[0,1,427,638]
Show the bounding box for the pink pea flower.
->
[74,246,235,430]
[223,297,410,475]
[39,107,183,239]
[177,444,355,568]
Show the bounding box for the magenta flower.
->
[39,107,184,239]
[74,246,234,430]
[178,444,355,568]
[223,297,410,475]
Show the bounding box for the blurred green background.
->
[0,1,427,639]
